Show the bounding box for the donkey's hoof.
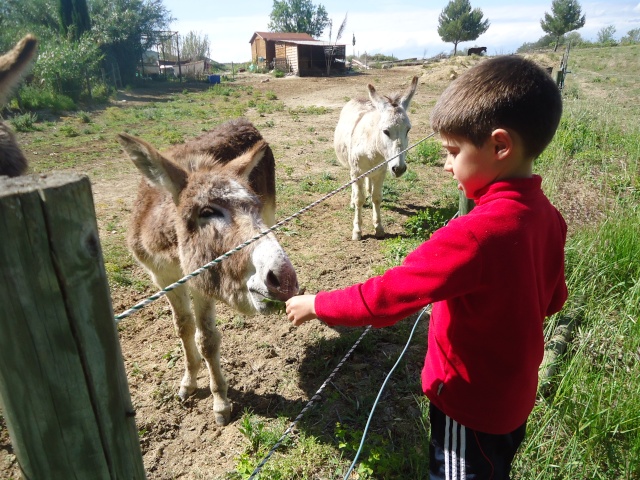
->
[352,231,362,241]
[214,401,232,426]
[178,385,196,401]
[374,227,385,239]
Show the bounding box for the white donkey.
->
[0,35,38,177]
[117,118,299,425]
[334,76,418,240]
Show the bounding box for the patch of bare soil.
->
[2,57,591,479]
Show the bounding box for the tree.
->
[268,0,330,38]
[0,0,60,50]
[596,25,616,45]
[180,31,210,61]
[437,0,490,55]
[58,0,91,41]
[540,0,586,52]
[621,28,640,45]
[90,0,173,84]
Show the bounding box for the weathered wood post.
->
[458,190,474,216]
[0,173,145,479]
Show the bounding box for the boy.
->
[285,55,567,479]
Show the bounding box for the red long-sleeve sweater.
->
[315,175,567,434]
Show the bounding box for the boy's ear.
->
[491,129,513,160]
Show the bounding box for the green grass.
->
[514,206,640,479]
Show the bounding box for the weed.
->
[411,138,443,165]
[289,105,330,116]
[404,204,458,239]
[10,112,39,132]
[162,129,183,144]
[77,111,92,123]
[152,382,175,406]
[300,173,339,193]
[162,348,182,368]
[59,124,79,137]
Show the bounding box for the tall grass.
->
[510,48,640,477]
[515,206,640,479]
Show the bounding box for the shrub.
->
[18,85,76,113]
[404,204,458,239]
[411,138,443,165]
[10,112,39,132]
[34,34,103,101]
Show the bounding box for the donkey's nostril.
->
[266,270,280,289]
[392,164,407,177]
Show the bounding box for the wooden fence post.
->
[0,173,145,479]
[458,190,474,216]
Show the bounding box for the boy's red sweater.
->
[315,175,567,434]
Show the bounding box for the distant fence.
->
[0,173,145,479]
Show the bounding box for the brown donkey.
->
[118,118,299,425]
[0,35,38,177]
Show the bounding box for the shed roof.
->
[278,40,346,47]
[249,32,316,43]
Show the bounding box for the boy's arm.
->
[286,295,317,326]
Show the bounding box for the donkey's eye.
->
[383,129,390,137]
[200,206,225,219]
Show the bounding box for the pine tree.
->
[540,0,586,51]
[437,0,489,55]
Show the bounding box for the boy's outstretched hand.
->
[285,294,318,326]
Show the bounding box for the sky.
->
[160,1,640,62]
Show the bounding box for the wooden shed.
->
[249,31,346,77]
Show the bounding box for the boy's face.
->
[441,133,500,200]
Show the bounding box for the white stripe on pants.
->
[444,414,467,479]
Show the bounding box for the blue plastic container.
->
[208,74,221,84]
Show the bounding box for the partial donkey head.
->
[367,75,418,178]
[118,130,299,314]
[0,35,38,178]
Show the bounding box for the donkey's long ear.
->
[225,140,268,180]
[117,132,188,204]
[0,35,38,105]
[400,76,418,110]
[367,83,387,111]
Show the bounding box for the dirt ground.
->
[2,57,586,479]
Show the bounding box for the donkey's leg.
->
[370,171,386,238]
[351,177,366,240]
[191,291,231,426]
[151,267,202,400]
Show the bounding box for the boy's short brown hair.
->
[430,55,562,160]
